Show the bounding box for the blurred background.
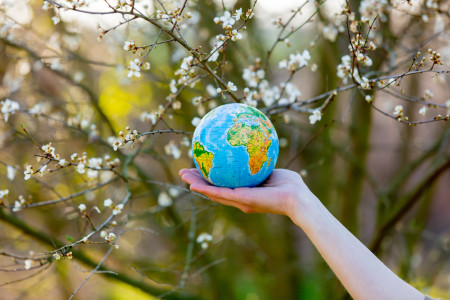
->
[0,0,449,299]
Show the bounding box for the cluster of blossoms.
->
[115,0,132,9]
[358,0,389,21]
[349,33,376,67]
[157,188,181,207]
[214,9,243,41]
[24,143,119,180]
[157,192,172,207]
[196,232,213,249]
[164,140,182,159]
[104,198,124,215]
[174,56,198,87]
[28,102,49,116]
[0,189,12,209]
[240,59,302,108]
[123,40,136,52]
[309,110,322,125]
[53,250,72,260]
[127,58,150,78]
[279,50,311,71]
[140,105,165,125]
[156,7,193,25]
[24,259,33,270]
[1,98,20,122]
[69,152,120,177]
[214,9,242,29]
[78,203,87,213]
[335,6,378,86]
[428,48,443,66]
[12,195,27,212]
[337,55,364,85]
[110,126,139,151]
[67,115,100,139]
[100,231,119,248]
[43,0,88,10]
[43,0,88,25]
[393,105,408,121]
[206,8,252,63]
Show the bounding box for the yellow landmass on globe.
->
[193,141,214,180]
[227,122,272,175]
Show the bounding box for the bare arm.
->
[180,168,426,300]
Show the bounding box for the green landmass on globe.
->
[193,141,214,181]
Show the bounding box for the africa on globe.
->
[192,103,279,188]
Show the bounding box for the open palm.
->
[179,168,310,217]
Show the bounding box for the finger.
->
[189,182,239,200]
[206,195,255,213]
[181,171,209,185]
[179,168,196,176]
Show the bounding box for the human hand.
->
[179,168,315,220]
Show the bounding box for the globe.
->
[192,103,279,188]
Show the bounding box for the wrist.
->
[287,188,322,229]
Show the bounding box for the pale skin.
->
[179,168,427,300]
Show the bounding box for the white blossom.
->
[260,85,279,107]
[191,117,201,127]
[180,56,194,71]
[123,40,135,51]
[140,111,157,124]
[214,11,236,29]
[168,187,180,198]
[112,204,124,215]
[104,198,113,207]
[7,165,16,181]
[322,24,338,42]
[128,59,141,78]
[234,8,243,20]
[196,232,213,249]
[78,203,86,212]
[165,141,181,159]
[24,259,32,270]
[284,83,301,103]
[393,105,404,118]
[105,232,116,243]
[52,15,61,25]
[279,50,311,70]
[50,59,63,71]
[309,109,322,124]
[170,79,178,94]
[24,165,33,180]
[418,106,427,116]
[230,29,243,41]
[12,195,26,212]
[208,49,220,62]
[1,99,20,122]
[0,189,9,200]
[77,163,85,174]
[29,103,46,115]
[158,192,172,207]
[42,1,52,10]
[227,81,237,91]
[206,85,218,97]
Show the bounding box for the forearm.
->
[290,193,424,300]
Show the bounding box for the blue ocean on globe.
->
[192,103,279,188]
